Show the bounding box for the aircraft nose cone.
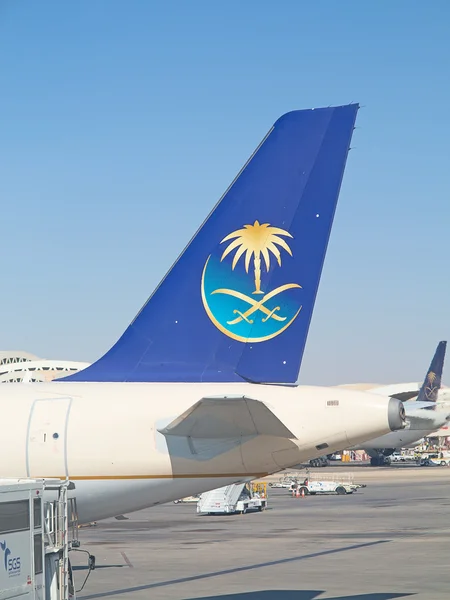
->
[388,398,406,431]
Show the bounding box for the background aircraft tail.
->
[416,341,447,407]
[63,104,359,383]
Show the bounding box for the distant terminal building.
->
[0,351,90,383]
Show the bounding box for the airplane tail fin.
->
[62,104,359,383]
[416,341,447,407]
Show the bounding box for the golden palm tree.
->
[427,371,436,385]
[220,220,293,294]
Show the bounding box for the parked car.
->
[328,453,342,461]
[388,452,407,463]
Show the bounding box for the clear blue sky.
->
[1,1,449,385]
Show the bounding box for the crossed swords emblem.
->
[425,384,439,401]
[211,283,302,325]
[425,371,438,400]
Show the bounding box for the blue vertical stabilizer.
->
[63,104,359,383]
[416,341,447,407]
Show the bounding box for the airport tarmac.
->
[73,466,450,600]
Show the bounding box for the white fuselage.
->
[1,381,399,523]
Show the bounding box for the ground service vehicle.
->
[420,452,450,466]
[0,479,94,600]
[197,482,267,515]
[388,452,407,463]
[289,473,365,496]
[309,456,329,467]
[291,480,351,495]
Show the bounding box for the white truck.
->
[0,478,94,600]
[289,473,365,496]
[387,452,407,463]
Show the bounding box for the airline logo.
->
[201,220,302,342]
[425,370,438,401]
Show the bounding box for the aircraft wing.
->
[158,396,296,439]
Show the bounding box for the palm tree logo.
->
[220,220,293,295]
[200,220,302,342]
[425,370,438,401]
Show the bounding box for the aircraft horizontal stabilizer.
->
[407,410,441,422]
[408,408,450,427]
[390,390,420,402]
[410,401,440,410]
[158,396,295,440]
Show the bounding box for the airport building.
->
[0,350,90,383]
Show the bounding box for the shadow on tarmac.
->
[185,593,414,600]
[74,564,127,571]
[80,540,403,599]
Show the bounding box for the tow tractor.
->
[268,472,305,489]
[173,495,200,504]
[0,478,95,600]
